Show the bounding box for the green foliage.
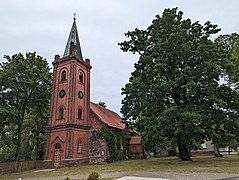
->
[215,33,239,86]
[100,124,130,161]
[0,144,16,162]
[64,177,71,180]
[22,106,49,160]
[213,33,239,150]
[0,52,51,162]
[87,171,99,180]
[119,8,239,161]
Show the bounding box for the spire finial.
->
[63,14,83,59]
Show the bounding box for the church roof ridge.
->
[63,15,83,60]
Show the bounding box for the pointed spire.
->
[63,14,83,60]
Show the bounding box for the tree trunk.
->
[36,118,39,160]
[153,148,157,157]
[180,144,192,161]
[178,144,181,159]
[214,143,220,155]
[15,111,25,161]
[214,143,223,157]
[15,122,22,161]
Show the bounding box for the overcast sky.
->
[0,0,239,114]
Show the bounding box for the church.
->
[44,17,131,167]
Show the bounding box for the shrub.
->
[64,177,71,180]
[87,171,100,180]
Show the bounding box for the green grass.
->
[1,155,239,179]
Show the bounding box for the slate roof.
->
[90,102,125,130]
[63,17,83,60]
[129,136,142,145]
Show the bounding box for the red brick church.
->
[44,17,128,167]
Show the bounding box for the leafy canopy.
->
[0,52,51,161]
[119,8,239,160]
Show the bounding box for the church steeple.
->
[63,14,83,60]
[46,14,91,166]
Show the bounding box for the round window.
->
[78,91,83,99]
[59,90,65,98]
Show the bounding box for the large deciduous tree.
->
[119,8,239,161]
[212,33,239,153]
[0,52,51,161]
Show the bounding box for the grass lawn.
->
[1,155,239,179]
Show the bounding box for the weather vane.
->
[73,13,76,21]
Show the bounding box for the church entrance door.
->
[53,143,62,167]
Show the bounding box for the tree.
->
[215,33,239,86]
[211,33,239,154]
[118,8,237,161]
[0,52,51,161]
[21,103,49,160]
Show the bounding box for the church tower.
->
[45,16,91,167]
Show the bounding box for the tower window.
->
[59,107,64,119]
[79,72,83,83]
[59,90,65,98]
[78,91,84,99]
[55,143,62,149]
[77,140,82,153]
[78,108,82,120]
[61,70,66,81]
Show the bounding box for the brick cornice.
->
[53,55,91,69]
[47,123,91,131]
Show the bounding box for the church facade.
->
[44,17,126,167]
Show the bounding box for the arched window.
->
[77,140,82,153]
[79,72,83,83]
[59,107,64,119]
[78,108,82,120]
[61,70,66,81]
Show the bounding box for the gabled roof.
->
[90,102,125,130]
[63,17,83,60]
[129,136,142,145]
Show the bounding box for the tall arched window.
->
[78,108,82,120]
[77,140,82,153]
[79,72,83,83]
[61,70,66,81]
[59,107,64,119]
